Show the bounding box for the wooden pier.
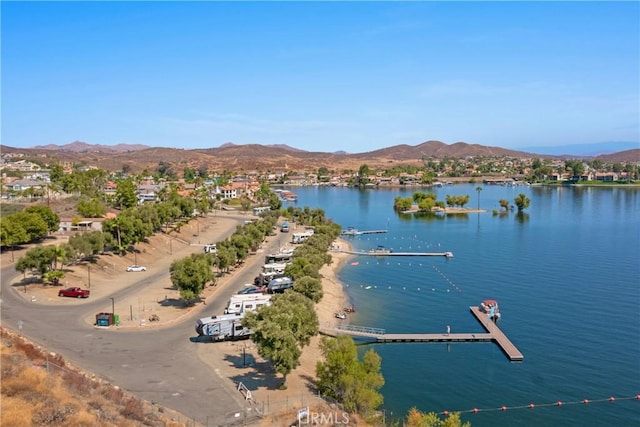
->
[319,308,523,362]
[469,306,523,361]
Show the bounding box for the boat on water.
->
[341,227,359,236]
[369,245,392,254]
[479,299,501,322]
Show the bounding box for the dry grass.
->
[1,327,190,427]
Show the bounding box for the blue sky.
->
[2,1,638,153]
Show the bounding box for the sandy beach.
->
[196,238,358,426]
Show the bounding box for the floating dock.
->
[469,306,523,361]
[341,250,453,258]
[319,307,523,362]
[341,229,388,236]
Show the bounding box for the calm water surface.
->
[284,184,640,427]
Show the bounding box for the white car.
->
[126,265,147,272]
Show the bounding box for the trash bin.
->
[96,312,114,326]
[113,314,119,325]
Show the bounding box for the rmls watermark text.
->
[299,410,350,425]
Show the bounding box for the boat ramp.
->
[320,307,523,362]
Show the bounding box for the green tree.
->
[77,197,107,218]
[243,292,319,386]
[24,205,60,233]
[169,253,215,303]
[292,275,323,303]
[357,164,371,187]
[0,217,28,249]
[393,196,414,212]
[316,335,384,416]
[405,408,470,427]
[114,178,138,209]
[499,199,510,211]
[43,269,65,286]
[514,193,530,213]
[12,212,49,241]
[15,245,57,278]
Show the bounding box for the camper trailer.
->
[292,230,314,244]
[267,276,294,294]
[255,262,288,286]
[224,293,272,314]
[195,313,250,341]
[265,248,294,265]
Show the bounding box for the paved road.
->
[0,214,286,426]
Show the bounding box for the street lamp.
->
[87,265,91,288]
[110,297,115,315]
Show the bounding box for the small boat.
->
[479,299,501,322]
[341,227,360,236]
[344,305,355,313]
[350,261,359,266]
[365,285,372,290]
[334,311,347,319]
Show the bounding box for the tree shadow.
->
[225,354,283,391]
[158,297,189,308]
[299,374,319,395]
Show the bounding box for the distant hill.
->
[32,141,150,153]
[1,140,637,174]
[520,141,639,157]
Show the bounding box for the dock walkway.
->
[340,250,453,258]
[341,229,388,236]
[319,307,523,362]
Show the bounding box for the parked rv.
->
[265,248,294,265]
[292,230,314,244]
[224,293,272,314]
[195,313,250,341]
[255,262,288,286]
[267,276,294,294]
[204,243,217,254]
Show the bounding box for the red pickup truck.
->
[58,287,90,298]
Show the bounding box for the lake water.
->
[284,184,640,427]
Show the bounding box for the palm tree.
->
[476,186,483,210]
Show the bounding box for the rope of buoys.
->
[441,394,640,415]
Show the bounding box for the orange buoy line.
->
[441,394,640,415]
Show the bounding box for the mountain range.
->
[1,140,638,173]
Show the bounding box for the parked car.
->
[58,287,90,298]
[238,285,266,295]
[126,265,147,272]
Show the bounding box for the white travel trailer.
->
[224,293,272,314]
[262,262,287,274]
[292,230,314,244]
[256,262,288,286]
[267,276,294,294]
[264,248,294,265]
[195,313,250,341]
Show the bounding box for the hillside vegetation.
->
[1,327,188,427]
